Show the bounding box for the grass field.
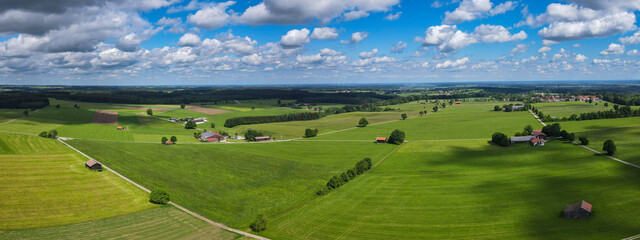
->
[532,101,611,118]
[264,140,640,239]
[0,132,154,230]
[66,140,398,228]
[312,102,540,140]
[0,206,238,240]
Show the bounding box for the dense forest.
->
[0,92,49,109]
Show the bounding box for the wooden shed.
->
[376,137,387,143]
[254,136,271,142]
[85,159,102,171]
[564,200,592,219]
[164,140,173,145]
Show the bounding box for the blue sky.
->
[1,0,640,85]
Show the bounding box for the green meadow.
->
[66,140,398,228]
[264,140,640,239]
[532,101,611,118]
[0,132,154,230]
[0,206,237,240]
[312,102,540,140]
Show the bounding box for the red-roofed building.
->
[564,200,592,219]
[454,101,461,104]
[376,137,387,143]
[532,130,547,140]
[530,138,545,146]
[164,140,173,145]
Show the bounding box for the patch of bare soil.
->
[91,110,118,125]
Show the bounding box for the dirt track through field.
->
[186,105,231,115]
[91,110,118,125]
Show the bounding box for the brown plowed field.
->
[91,110,118,125]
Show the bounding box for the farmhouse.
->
[376,137,387,143]
[254,136,271,142]
[85,159,102,170]
[185,117,194,121]
[512,105,524,111]
[564,200,592,219]
[530,138,545,146]
[532,130,547,140]
[199,131,225,142]
[194,118,206,123]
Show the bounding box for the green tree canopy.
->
[149,189,170,204]
[388,129,405,145]
[603,140,617,156]
[358,117,369,127]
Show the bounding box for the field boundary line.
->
[529,109,546,126]
[56,138,270,240]
[572,141,640,169]
[372,142,404,169]
[0,129,38,136]
[623,233,640,240]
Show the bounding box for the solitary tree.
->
[146,108,153,116]
[149,189,170,204]
[249,214,267,232]
[210,122,215,128]
[401,113,408,120]
[251,106,255,111]
[170,136,177,142]
[180,104,185,109]
[491,132,510,146]
[579,136,589,145]
[304,128,318,138]
[55,104,61,109]
[604,102,609,107]
[277,99,281,105]
[23,109,29,117]
[161,136,168,144]
[433,106,439,112]
[603,140,617,156]
[358,118,369,127]
[185,120,197,129]
[494,105,501,111]
[387,129,405,145]
[39,131,48,138]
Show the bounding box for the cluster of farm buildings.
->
[510,130,547,146]
[170,117,207,124]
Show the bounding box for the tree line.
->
[0,92,49,109]
[532,105,640,122]
[316,158,373,196]
[224,112,324,128]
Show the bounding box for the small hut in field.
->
[85,159,102,171]
[376,137,387,143]
[564,200,592,219]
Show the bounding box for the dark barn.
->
[564,200,592,219]
[85,159,102,171]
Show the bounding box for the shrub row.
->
[316,158,372,196]
[224,112,323,128]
